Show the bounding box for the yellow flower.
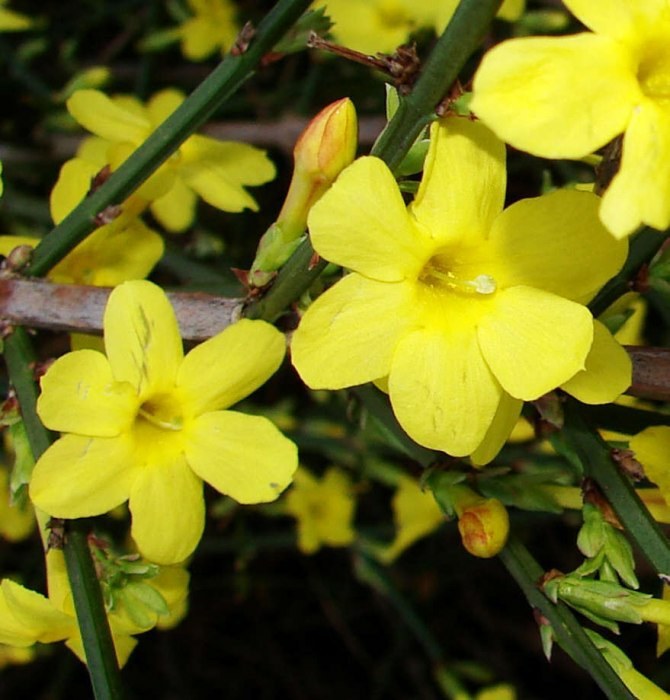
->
[313,0,434,54]
[67,88,275,233]
[0,1,33,32]
[0,548,183,667]
[177,0,239,61]
[376,476,444,563]
[292,117,630,461]
[29,280,297,564]
[0,158,163,286]
[471,0,670,238]
[285,467,356,554]
[630,426,670,512]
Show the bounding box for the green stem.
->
[64,521,125,700]
[499,537,635,700]
[245,239,327,321]
[3,328,54,459]
[371,0,502,169]
[559,399,670,576]
[26,0,313,277]
[578,403,670,435]
[589,228,667,317]
[3,330,125,699]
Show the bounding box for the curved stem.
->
[26,0,313,277]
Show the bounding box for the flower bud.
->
[457,497,509,558]
[250,98,357,284]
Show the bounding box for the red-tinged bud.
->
[457,497,510,559]
[250,98,357,284]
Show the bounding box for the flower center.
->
[419,253,497,296]
[137,393,183,432]
[638,37,670,102]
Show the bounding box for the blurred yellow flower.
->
[67,88,275,233]
[177,0,239,60]
[0,1,33,32]
[285,467,356,554]
[0,467,33,543]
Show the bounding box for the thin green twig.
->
[558,399,670,576]
[499,537,635,700]
[26,0,313,277]
[589,228,667,317]
[3,329,125,699]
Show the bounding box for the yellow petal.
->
[561,320,632,403]
[37,350,136,436]
[410,118,506,246]
[66,629,138,668]
[389,327,502,456]
[0,235,38,256]
[630,427,670,506]
[291,274,416,389]
[0,580,73,645]
[150,177,197,233]
[185,411,297,504]
[471,34,639,158]
[178,319,285,417]
[600,100,670,238]
[470,393,524,466]
[477,286,593,400]
[104,280,183,397]
[29,434,135,518]
[50,158,101,224]
[68,219,164,287]
[564,0,661,39]
[0,7,32,31]
[488,189,628,303]
[307,156,429,281]
[129,455,204,565]
[67,89,149,145]
[179,137,275,213]
[147,89,184,125]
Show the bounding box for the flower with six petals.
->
[29,280,298,564]
[291,117,630,461]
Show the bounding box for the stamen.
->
[421,266,497,295]
[137,405,183,431]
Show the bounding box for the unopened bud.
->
[457,497,509,558]
[250,98,357,282]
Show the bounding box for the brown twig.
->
[0,278,242,342]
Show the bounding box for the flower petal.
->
[389,327,502,456]
[564,0,663,39]
[178,319,285,416]
[410,118,506,246]
[66,630,138,669]
[29,434,135,518]
[1,580,74,645]
[487,189,628,303]
[147,89,184,125]
[185,411,297,504]
[129,456,204,565]
[150,177,197,233]
[477,286,593,400]
[50,159,101,224]
[470,393,524,467]
[307,156,429,281]
[600,100,670,238]
[471,34,639,158]
[291,274,416,389]
[104,280,183,396]
[67,89,149,145]
[180,136,275,213]
[37,350,136,436]
[630,427,670,505]
[561,320,632,403]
